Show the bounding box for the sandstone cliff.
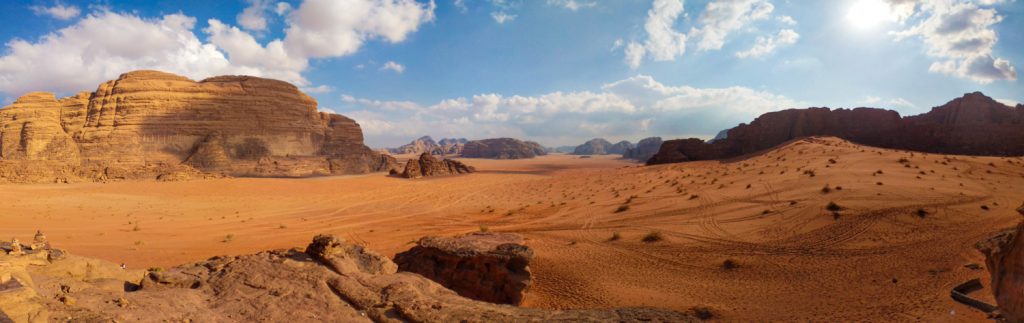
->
[977,205,1024,322]
[461,138,547,159]
[649,92,1024,165]
[623,137,663,162]
[0,70,396,183]
[388,136,467,156]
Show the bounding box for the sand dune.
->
[2,137,1020,321]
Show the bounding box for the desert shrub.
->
[222,234,234,243]
[689,307,714,320]
[479,225,490,232]
[608,232,621,242]
[821,184,832,194]
[898,157,910,163]
[916,208,928,218]
[826,201,843,211]
[641,231,663,243]
[981,205,990,211]
[722,259,738,270]
[615,205,630,213]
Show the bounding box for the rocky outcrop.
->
[393,232,533,305]
[2,233,692,322]
[609,141,634,154]
[977,206,1024,322]
[389,136,468,156]
[623,137,662,162]
[461,138,547,159]
[399,153,475,178]
[0,70,396,183]
[572,138,612,155]
[649,92,1024,165]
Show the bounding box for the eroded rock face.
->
[462,138,547,159]
[393,232,533,305]
[5,234,692,322]
[0,70,395,183]
[977,207,1024,322]
[649,92,1024,165]
[399,153,475,178]
[572,138,613,155]
[623,137,663,162]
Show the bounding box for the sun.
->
[846,0,894,29]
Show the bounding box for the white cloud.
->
[274,2,293,15]
[735,28,798,58]
[380,61,405,73]
[547,0,596,11]
[860,96,916,109]
[301,85,334,93]
[622,0,688,69]
[30,3,81,20]
[491,11,517,24]
[891,0,1016,83]
[453,0,468,13]
[341,74,797,147]
[0,1,436,97]
[237,0,271,31]
[690,0,775,51]
[777,15,796,25]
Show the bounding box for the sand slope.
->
[1,137,1020,321]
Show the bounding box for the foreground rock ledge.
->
[0,234,693,322]
[394,232,532,305]
[977,206,1024,322]
[397,153,475,179]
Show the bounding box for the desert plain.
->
[1,137,1019,321]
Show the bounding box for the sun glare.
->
[846,0,894,29]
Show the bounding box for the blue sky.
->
[0,0,1021,147]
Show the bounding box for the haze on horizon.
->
[0,0,1021,148]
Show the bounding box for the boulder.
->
[399,153,475,178]
[462,138,547,159]
[393,232,533,305]
[389,136,468,156]
[0,70,393,183]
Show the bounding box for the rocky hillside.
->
[0,70,395,183]
[572,138,634,155]
[649,92,1024,164]
[0,233,692,322]
[461,138,547,159]
[623,137,662,162]
[389,136,467,155]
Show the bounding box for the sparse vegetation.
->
[826,201,843,212]
[981,205,990,211]
[222,234,234,243]
[479,225,490,232]
[608,232,621,242]
[615,205,630,213]
[916,208,928,218]
[641,231,663,243]
[722,259,738,270]
[821,184,832,194]
[689,307,714,320]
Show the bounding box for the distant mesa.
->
[389,136,468,156]
[649,92,1024,165]
[0,70,397,183]
[623,137,663,162]
[397,153,475,178]
[572,138,633,155]
[461,138,547,159]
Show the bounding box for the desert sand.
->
[2,137,1020,321]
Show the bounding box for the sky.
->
[0,0,1021,148]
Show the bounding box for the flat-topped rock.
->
[394,232,534,305]
[461,138,547,159]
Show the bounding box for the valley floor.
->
[1,137,1019,321]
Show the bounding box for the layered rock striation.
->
[649,92,1024,165]
[388,136,468,156]
[461,138,547,159]
[0,70,396,183]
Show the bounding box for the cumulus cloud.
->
[0,1,436,97]
[30,3,81,20]
[237,0,272,31]
[690,0,775,51]
[623,0,688,69]
[340,74,798,147]
[547,0,596,11]
[380,61,406,73]
[891,0,1016,83]
[735,28,798,58]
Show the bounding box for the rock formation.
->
[388,136,468,156]
[976,206,1024,322]
[609,140,635,155]
[623,137,663,162]
[649,92,1024,165]
[0,70,397,183]
[461,138,547,159]
[572,138,613,155]
[394,232,533,305]
[399,153,475,178]
[0,233,693,322]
